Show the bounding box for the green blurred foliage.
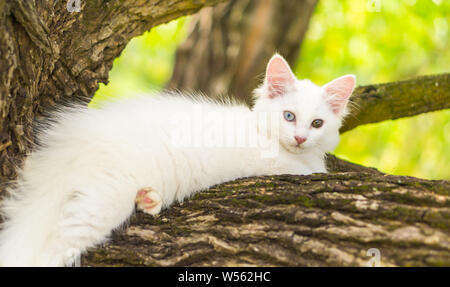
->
[90,18,188,107]
[93,0,449,179]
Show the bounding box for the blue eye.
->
[283,111,296,122]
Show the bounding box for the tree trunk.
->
[167,0,318,105]
[0,0,228,182]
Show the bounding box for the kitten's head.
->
[253,54,356,155]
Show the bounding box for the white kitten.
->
[0,54,355,266]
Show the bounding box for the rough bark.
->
[167,0,318,105]
[83,170,450,267]
[0,0,228,181]
[342,73,450,133]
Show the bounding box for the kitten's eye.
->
[283,111,296,122]
[311,119,324,128]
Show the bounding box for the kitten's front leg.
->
[135,187,163,215]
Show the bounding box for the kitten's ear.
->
[322,75,356,115]
[264,54,296,98]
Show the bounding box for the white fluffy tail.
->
[0,167,138,266]
[0,182,69,266]
[0,102,152,266]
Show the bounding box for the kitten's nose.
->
[295,136,307,145]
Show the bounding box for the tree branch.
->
[83,172,450,267]
[341,73,450,133]
[325,154,382,174]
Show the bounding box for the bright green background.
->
[93,0,450,180]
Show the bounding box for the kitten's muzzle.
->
[294,136,307,145]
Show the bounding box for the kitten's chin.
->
[281,142,309,154]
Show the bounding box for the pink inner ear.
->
[265,56,295,98]
[324,75,356,114]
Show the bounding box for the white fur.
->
[0,55,354,266]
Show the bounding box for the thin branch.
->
[341,73,450,133]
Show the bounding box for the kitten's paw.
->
[136,187,162,216]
